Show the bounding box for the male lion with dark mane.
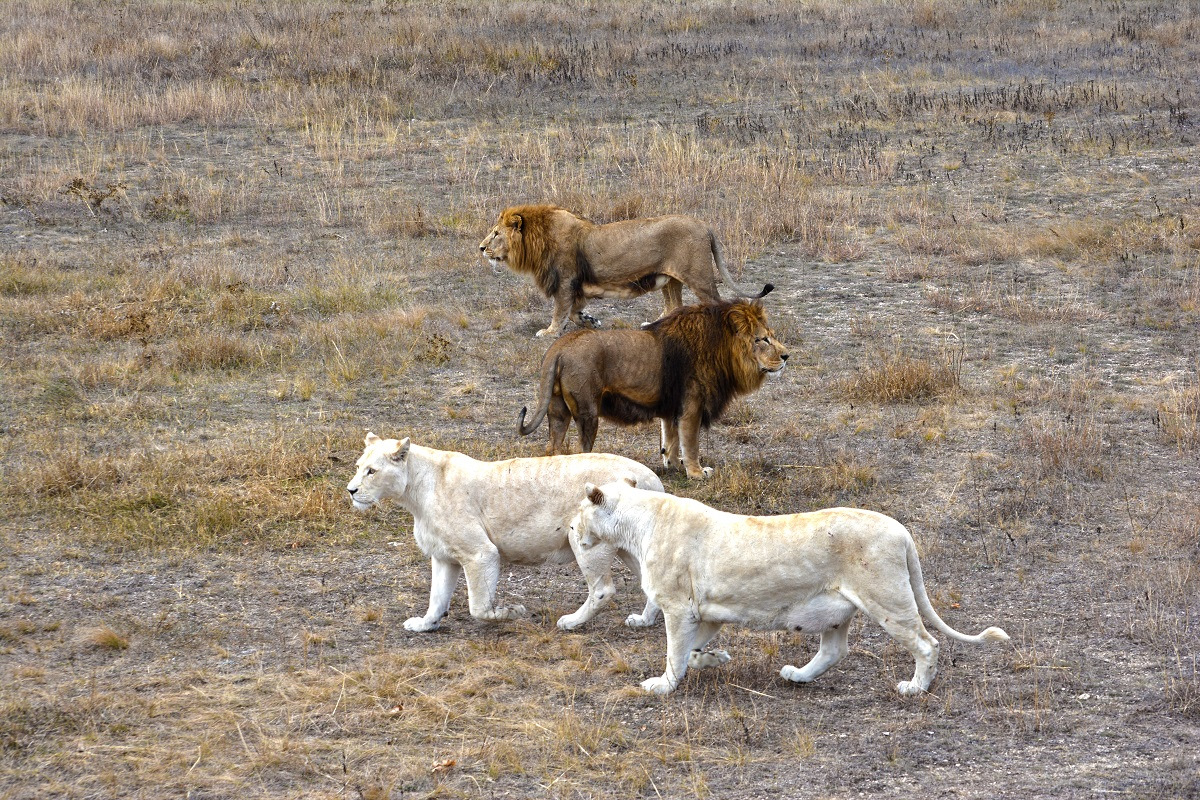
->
[517,297,788,479]
[479,204,770,337]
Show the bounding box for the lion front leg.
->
[405,557,462,632]
[536,292,573,338]
[618,550,660,628]
[678,400,713,479]
[462,540,527,623]
[642,608,700,695]
[659,417,682,472]
[557,530,618,631]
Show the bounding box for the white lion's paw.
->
[640,676,675,695]
[495,604,527,621]
[896,680,924,696]
[625,613,656,628]
[688,649,731,669]
[780,665,812,684]
[556,611,587,630]
[404,617,440,632]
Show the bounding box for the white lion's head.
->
[346,433,411,511]
[571,478,639,548]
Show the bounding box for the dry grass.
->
[2,0,1199,798]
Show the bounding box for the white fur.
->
[572,481,1010,696]
[346,434,662,632]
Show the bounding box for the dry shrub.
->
[841,341,962,403]
[1157,380,1200,451]
[83,624,129,651]
[1018,414,1106,479]
[173,331,254,371]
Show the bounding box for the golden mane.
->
[502,204,562,288]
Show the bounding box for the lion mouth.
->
[350,498,375,512]
[762,363,786,375]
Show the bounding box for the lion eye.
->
[365,467,376,476]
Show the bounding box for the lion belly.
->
[582,274,671,300]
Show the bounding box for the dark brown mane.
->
[647,299,767,427]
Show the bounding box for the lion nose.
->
[347,487,357,495]
[478,244,486,251]
[781,353,789,360]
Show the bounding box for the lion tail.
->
[517,353,561,437]
[907,538,1010,645]
[710,231,772,299]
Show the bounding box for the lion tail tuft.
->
[908,537,1009,646]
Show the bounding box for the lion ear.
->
[623,476,637,488]
[585,483,604,506]
[511,213,523,233]
[389,438,410,463]
[365,432,380,446]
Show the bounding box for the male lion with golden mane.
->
[479,204,770,337]
[517,297,788,479]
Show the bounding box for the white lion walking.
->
[572,480,1010,696]
[347,434,662,632]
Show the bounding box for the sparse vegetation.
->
[1,0,1198,798]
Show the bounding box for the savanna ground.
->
[1,1,1198,797]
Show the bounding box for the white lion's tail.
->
[907,539,1010,645]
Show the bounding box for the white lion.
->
[346,434,662,632]
[572,480,1010,696]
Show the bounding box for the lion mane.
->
[516,296,788,479]
[479,204,770,338]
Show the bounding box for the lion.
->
[570,480,1011,696]
[516,297,788,479]
[346,434,663,632]
[479,203,770,337]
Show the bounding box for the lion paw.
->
[556,611,589,630]
[896,680,925,696]
[625,612,657,628]
[404,617,440,633]
[640,676,675,695]
[779,665,812,684]
[688,649,731,669]
[685,466,713,480]
[578,313,601,328]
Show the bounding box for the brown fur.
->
[479,204,770,338]
[517,299,789,479]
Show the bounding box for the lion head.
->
[346,433,410,511]
[723,300,789,390]
[478,205,558,280]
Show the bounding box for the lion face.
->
[749,324,789,376]
[727,301,788,378]
[346,433,410,511]
[478,219,513,268]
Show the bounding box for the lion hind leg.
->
[841,585,939,695]
[547,395,573,456]
[405,557,462,632]
[781,623,852,684]
[657,278,685,319]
